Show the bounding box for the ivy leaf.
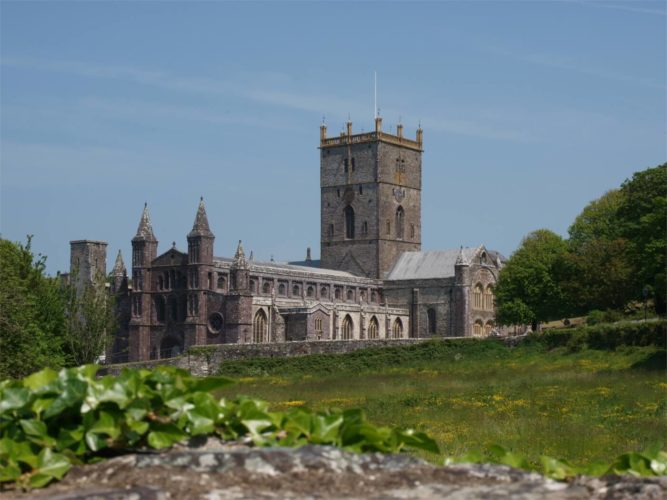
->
[147,424,187,449]
[22,368,58,392]
[27,448,71,488]
[0,387,30,414]
[19,420,56,448]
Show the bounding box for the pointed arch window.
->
[344,205,355,239]
[484,321,494,337]
[396,206,405,239]
[392,318,403,338]
[368,316,379,339]
[484,285,494,311]
[427,308,436,334]
[473,320,484,337]
[341,315,353,340]
[253,309,268,343]
[473,284,483,309]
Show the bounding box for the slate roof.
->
[386,248,480,280]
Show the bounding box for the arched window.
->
[217,274,226,291]
[396,206,405,239]
[473,320,484,337]
[371,290,377,303]
[168,296,178,322]
[344,205,355,239]
[292,284,300,296]
[473,284,483,309]
[307,286,315,297]
[334,287,341,299]
[362,221,368,236]
[158,276,164,290]
[368,316,379,339]
[262,281,271,294]
[484,286,494,311]
[392,318,403,339]
[155,296,166,323]
[341,315,353,340]
[253,309,268,343]
[278,283,286,295]
[484,321,494,337]
[320,286,328,298]
[249,280,256,293]
[346,289,354,301]
[427,308,436,334]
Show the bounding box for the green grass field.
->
[216,325,666,467]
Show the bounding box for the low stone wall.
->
[103,338,439,376]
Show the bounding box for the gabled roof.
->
[386,247,504,280]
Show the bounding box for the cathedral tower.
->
[320,117,423,278]
[129,203,158,361]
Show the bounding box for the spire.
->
[233,240,248,268]
[249,250,254,261]
[112,250,126,276]
[455,246,469,266]
[188,197,213,238]
[133,203,156,241]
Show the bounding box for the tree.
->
[564,190,634,313]
[495,229,570,328]
[568,190,623,251]
[62,270,117,366]
[495,298,535,328]
[615,163,667,314]
[0,237,67,379]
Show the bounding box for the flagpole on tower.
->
[374,71,377,119]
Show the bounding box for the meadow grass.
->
[217,327,666,467]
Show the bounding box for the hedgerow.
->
[0,365,438,490]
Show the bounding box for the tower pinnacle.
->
[188,197,213,237]
[133,203,156,241]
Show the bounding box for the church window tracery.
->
[392,318,403,338]
[368,316,379,339]
[484,286,494,311]
[341,315,353,340]
[473,284,483,309]
[473,320,484,337]
[253,309,268,343]
[484,321,494,336]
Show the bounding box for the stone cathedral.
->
[71,118,505,363]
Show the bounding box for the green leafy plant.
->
[446,444,667,480]
[0,365,438,490]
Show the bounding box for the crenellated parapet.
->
[319,118,423,152]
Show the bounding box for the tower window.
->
[411,224,415,239]
[359,185,363,195]
[344,205,355,239]
[351,158,355,171]
[328,224,334,238]
[343,158,348,172]
[361,221,368,236]
[396,206,405,239]
[337,189,340,198]
[386,220,391,235]
[427,308,436,334]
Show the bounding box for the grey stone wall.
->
[69,240,107,292]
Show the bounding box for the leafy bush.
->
[531,320,666,352]
[447,443,667,480]
[0,365,438,490]
[586,309,624,326]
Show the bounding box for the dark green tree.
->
[495,229,570,329]
[616,163,667,313]
[0,237,67,379]
[564,190,634,313]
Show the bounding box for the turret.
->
[187,197,214,265]
[131,203,158,291]
[230,240,250,292]
[111,249,128,293]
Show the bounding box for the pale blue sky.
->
[1,1,665,275]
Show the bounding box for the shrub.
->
[0,365,438,490]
